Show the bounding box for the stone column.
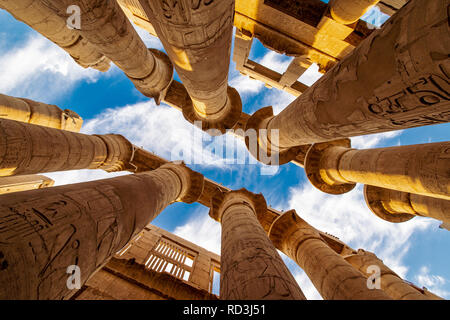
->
[42,0,173,102]
[330,0,381,25]
[344,249,430,300]
[0,0,110,71]
[269,210,390,300]
[0,93,82,132]
[140,0,242,133]
[0,163,204,299]
[209,189,305,300]
[0,118,134,176]
[364,185,450,224]
[247,0,449,150]
[0,174,54,194]
[304,139,450,200]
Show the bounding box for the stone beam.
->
[344,249,432,300]
[304,139,450,200]
[0,163,203,299]
[209,189,306,300]
[42,0,173,103]
[139,0,242,133]
[0,174,54,194]
[0,0,110,71]
[269,210,391,300]
[330,0,381,25]
[0,93,82,132]
[249,0,449,150]
[279,56,313,88]
[364,185,450,224]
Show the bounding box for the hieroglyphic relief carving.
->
[210,190,305,300]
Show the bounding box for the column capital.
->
[245,106,304,165]
[304,138,356,194]
[95,134,134,172]
[181,86,243,134]
[268,210,322,259]
[159,162,204,204]
[209,188,267,223]
[364,185,415,223]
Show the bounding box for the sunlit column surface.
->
[269,210,391,300]
[0,163,204,299]
[209,189,306,300]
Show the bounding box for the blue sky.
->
[1,5,449,299]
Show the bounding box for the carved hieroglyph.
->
[210,189,306,300]
[42,0,173,102]
[0,94,83,132]
[0,0,110,71]
[269,210,391,300]
[0,163,204,299]
[304,139,450,200]
[251,0,449,149]
[140,0,242,132]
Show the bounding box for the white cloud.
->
[258,51,291,74]
[0,34,109,101]
[414,266,449,299]
[351,130,403,149]
[172,208,222,255]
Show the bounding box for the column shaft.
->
[141,0,242,131]
[364,185,450,224]
[0,174,54,194]
[42,0,173,102]
[0,163,203,299]
[260,0,449,148]
[304,140,450,199]
[344,250,430,300]
[330,0,381,25]
[0,93,83,132]
[269,211,390,300]
[0,118,133,176]
[0,0,110,71]
[210,190,305,300]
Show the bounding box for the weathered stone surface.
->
[0,94,83,132]
[304,140,450,200]
[344,249,431,300]
[259,0,449,149]
[0,119,133,176]
[364,185,450,224]
[42,0,173,102]
[0,164,203,299]
[210,189,306,300]
[141,0,242,132]
[0,0,110,71]
[269,210,391,300]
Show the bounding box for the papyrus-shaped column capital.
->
[244,106,305,165]
[159,162,204,204]
[364,185,450,224]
